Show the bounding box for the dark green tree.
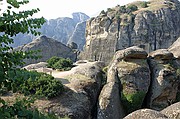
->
[0,0,45,90]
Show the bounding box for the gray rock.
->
[35,61,104,119]
[169,37,180,59]
[113,46,148,61]
[80,0,180,64]
[161,101,180,119]
[114,47,150,113]
[14,35,77,65]
[147,49,179,110]
[97,66,125,119]
[123,109,168,119]
[148,49,174,60]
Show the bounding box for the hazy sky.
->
[20,0,147,19]
[1,0,147,19]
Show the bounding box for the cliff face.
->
[81,0,180,64]
[12,12,89,48]
[67,21,87,50]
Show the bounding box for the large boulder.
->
[99,46,150,115]
[116,46,150,114]
[14,35,77,65]
[34,61,105,119]
[161,101,180,119]
[123,109,168,119]
[147,49,179,110]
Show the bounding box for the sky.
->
[21,0,148,19]
[1,0,146,19]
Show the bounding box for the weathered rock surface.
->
[34,61,104,119]
[115,46,150,113]
[168,37,180,59]
[123,109,168,119]
[97,65,125,119]
[98,46,150,117]
[14,35,77,65]
[147,49,179,110]
[12,12,89,48]
[161,101,180,119]
[81,0,180,64]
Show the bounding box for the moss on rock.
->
[121,91,146,114]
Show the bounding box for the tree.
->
[0,0,45,90]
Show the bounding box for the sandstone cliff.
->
[14,35,77,65]
[81,0,180,64]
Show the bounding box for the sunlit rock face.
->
[81,0,180,65]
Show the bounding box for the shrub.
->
[100,10,106,15]
[126,4,138,13]
[6,69,64,99]
[119,5,126,13]
[107,8,113,12]
[0,98,58,119]
[47,56,73,71]
[140,2,148,8]
[47,56,61,68]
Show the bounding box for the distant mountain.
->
[12,12,90,49]
[67,21,87,50]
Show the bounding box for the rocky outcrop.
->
[161,101,180,119]
[67,21,87,50]
[97,65,125,119]
[124,101,180,119]
[14,35,77,65]
[34,61,105,119]
[147,49,179,110]
[12,12,89,48]
[81,0,180,64]
[97,46,150,117]
[115,46,150,113]
[123,109,168,119]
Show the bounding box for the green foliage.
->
[176,68,180,77]
[119,5,126,13]
[126,4,138,13]
[47,56,73,71]
[107,8,113,12]
[121,91,146,114]
[0,0,45,90]
[0,98,58,119]
[7,69,64,99]
[140,2,148,8]
[100,10,106,15]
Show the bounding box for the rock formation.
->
[123,109,168,119]
[34,61,105,119]
[146,49,179,110]
[161,101,180,119]
[14,35,77,65]
[81,0,180,64]
[12,12,89,49]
